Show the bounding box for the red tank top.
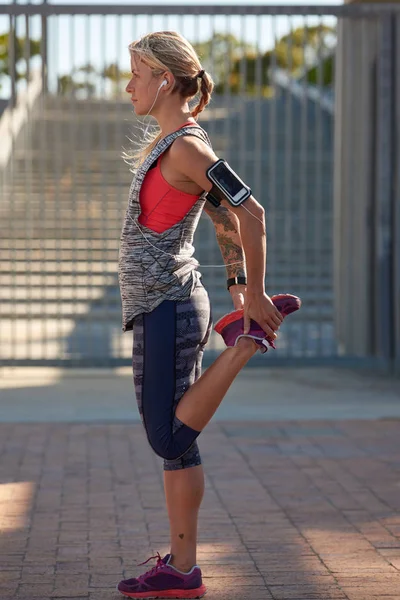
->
[138,121,202,233]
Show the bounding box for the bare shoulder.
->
[169,133,264,219]
[169,134,219,192]
[170,133,217,161]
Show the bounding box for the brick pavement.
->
[1,419,400,600]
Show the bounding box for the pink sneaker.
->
[214,293,301,353]
[116,552,207,599]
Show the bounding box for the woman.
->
[117,31,300,599]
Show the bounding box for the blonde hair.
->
[122,31,214,172]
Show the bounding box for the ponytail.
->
[191,71,212,120]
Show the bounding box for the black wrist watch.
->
[227,276,247,290]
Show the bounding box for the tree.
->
[195,26,336,96]
[0,32,41,89]
[57,64,97,97]
[236,25,336,94]
[60,25,336,100]
[270,25,336,74]
[193,33,255,94]
[304,54,334,87]
[101,62,131,97]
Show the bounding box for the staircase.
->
[0,92,335,365]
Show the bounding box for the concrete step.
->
[0,249,332,262]
[0,303,330,320]
[0,265,332,280]
[0,280,331,298]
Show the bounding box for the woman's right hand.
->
[243,291,283,339]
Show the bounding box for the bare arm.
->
[203,202,247,310]
[169,136,282,337]
[203,203,246,279]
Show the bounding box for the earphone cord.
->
[141,84,162,139]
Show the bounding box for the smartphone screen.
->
[211,162,244,197]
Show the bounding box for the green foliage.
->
[275,24,335,67]
[305,54,334,86]
[0,32,41,86]
[194,26,336,96]
[101,62,130,82]
[57,65,96,97]
[193,32,254,91]
[0,25,336,97]
[229,53,272,95]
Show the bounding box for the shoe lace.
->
[137,552,165,580]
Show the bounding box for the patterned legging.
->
[132,281,212,471]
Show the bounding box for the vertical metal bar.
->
[374,15,394,365]
[344,15,356,359]
[8,12,16,363]
[269,14,278,296]
[299,18,309,358]
[54,15,63,364]
[331,17,337,357]
[85,13,93,363]
[68,13,77,364]
[354,16,372,359]
[395,14,400,374]
[41,0,48,94]
[239,14,246,185]
[254,16,262,204]
[9,11,16,108]
[25,13,30,85]
[115,14,123,362]
[41,11,49,361]
[223,15,232,166]
[283,16,293,356]
[315,19,324,356]
[333,14,342,358]
[24,13,33,361]
[208,13,218,347]
[100,15,108,366]
[236,13,248,350]
[224,14,234,320]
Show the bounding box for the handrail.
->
[0,70,42,169]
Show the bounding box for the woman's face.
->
[125,54,163,116]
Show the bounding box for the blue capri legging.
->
[132,281,212,471]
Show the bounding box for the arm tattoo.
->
[204,204,246,279]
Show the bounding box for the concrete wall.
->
[334,3,399,371]
[333,17,377,356]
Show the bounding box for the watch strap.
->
[227,276,247,290]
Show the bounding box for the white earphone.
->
[159,79,168,90]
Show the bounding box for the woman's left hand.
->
[229,284,247,310]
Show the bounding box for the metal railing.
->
[0,3,399,369]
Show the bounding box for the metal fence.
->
[0,3,399,368]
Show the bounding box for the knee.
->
[144,427,182,461]
[143,415,200,462]
[148,437,183,462]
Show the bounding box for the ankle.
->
[169,554,196,573]
[234,336,259,355]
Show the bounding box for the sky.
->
[0,1,342,98]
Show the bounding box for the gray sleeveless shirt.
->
[118,124,213,332]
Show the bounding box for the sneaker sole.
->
[214,309,243,334]
[116,583,207,599]
[271,293,302,316]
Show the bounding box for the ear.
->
[163,72,175,91]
